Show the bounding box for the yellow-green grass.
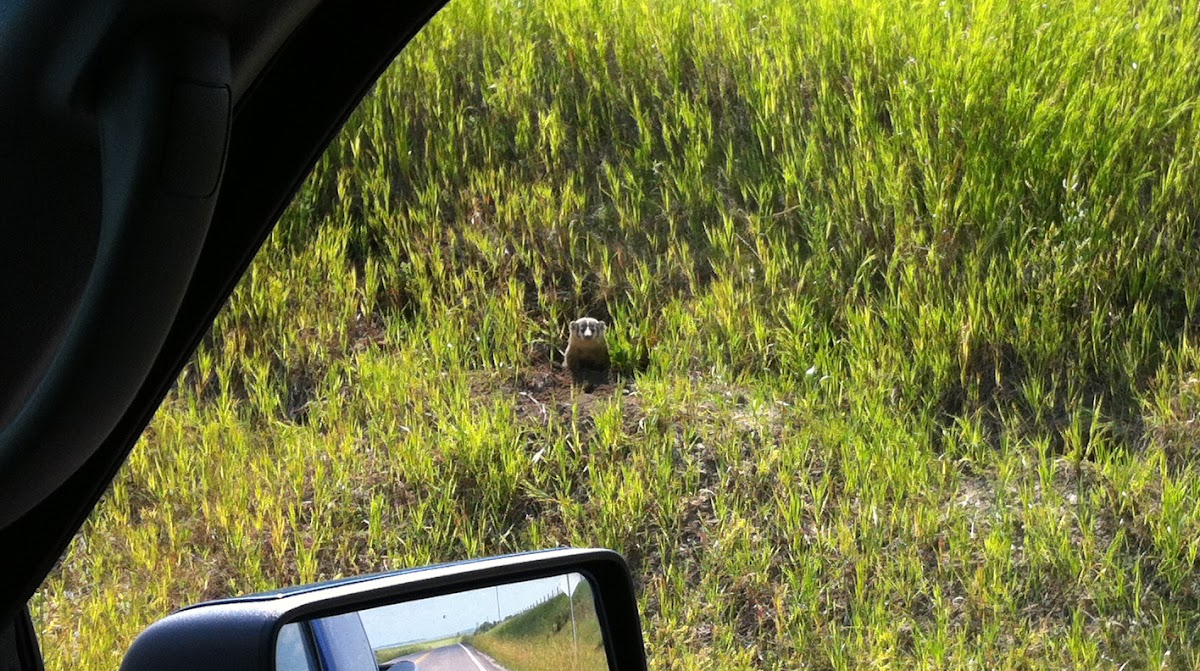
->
[469,581,607,671]
[470,616,607,671]
[471,633,608,671]
[30,0,1200,668]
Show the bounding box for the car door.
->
[0,0,447,662]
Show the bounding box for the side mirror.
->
[120,548,647,671]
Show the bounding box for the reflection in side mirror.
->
[120,549,646,671]
[278,573,608,671]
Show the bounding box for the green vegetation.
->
[374,636,464,665]
[490,581,596,640]
[469,581,607,671]
[30,0,1200,668]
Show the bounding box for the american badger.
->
[564,317,610,372]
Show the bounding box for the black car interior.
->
[0,0,453,661]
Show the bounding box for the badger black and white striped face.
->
[570,317,606,340]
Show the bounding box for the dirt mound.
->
[481,363,639,428]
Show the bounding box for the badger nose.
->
[583,327,593,337]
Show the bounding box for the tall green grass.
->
[470,580,607,671]
[32,0,1200,668]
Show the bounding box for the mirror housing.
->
[120,548,647,671]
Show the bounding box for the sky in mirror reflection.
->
[360,573,586,647]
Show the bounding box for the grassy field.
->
[30,0,1200,668]
[469,580,608,671]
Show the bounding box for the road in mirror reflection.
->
[278,572,608,671]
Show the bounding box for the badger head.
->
[570,317,606,340]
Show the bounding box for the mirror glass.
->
[276,572,609,671]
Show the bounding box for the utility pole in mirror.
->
[567,573,578,671]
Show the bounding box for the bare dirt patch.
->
[475,363,643,430]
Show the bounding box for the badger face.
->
[571,317,606,340]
